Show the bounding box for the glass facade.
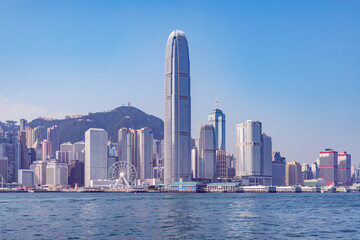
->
[164,30,191,184]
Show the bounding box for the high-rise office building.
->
[68,160,84,187]
[0,132,20,182]
[47,126,59,157]
[318,149,338,186]
[30,160,47,186]
[311,161,318,179]
[0,157,8,182]
[208,105,225,150]
[236,121,271,185]
[164,30,191,184]
[19,131,30,169]
[85,128,108,187]
[73,141,85,162]
[301,163,312,181]
[216,149,227,178]
[118,128,153,179]
[60,142,74,160]
[33,139,43,161]
[198,123,216,179]
[42,139,52,160]
[118,128,135,164]
[261,134,272,181]
[46,160,68,186]
[236,121,262,177]
[227,153,235,178]
[286,161,302,186]
[191,147,198,179]
[32,126,46,145]
[153,139,163,168]
[19,119,27,132]
[56,151,71,164]
[338,151,351,186]
[351,165,358,183]
[272,152,286,186]
[138,128,153,180]
[25,126,34,147]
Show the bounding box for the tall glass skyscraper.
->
[208,106,225,150]
[198,123,216,179]
[164,30,191,184]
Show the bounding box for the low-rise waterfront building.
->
[206,182,241,192]
[242,186,276,193]
[167,182,206,192]
[303,179,325,187]
[301,186,321,193]
[276,186,302,193]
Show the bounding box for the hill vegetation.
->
[28,106,164,144]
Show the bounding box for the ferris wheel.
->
[108,161,137,189]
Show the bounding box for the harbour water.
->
[1,193,360,239]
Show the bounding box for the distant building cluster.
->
[0,30,356,191]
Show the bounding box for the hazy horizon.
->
[1,1,359,165]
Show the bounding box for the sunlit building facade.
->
[198,123,216,179]
[164,30,191,184]
[318,149,338,186]
[85,128,108,187]
[208,108,225,150]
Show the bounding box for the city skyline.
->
[0,1,359,165]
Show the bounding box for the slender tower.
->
[164,30,191,184]
[208,99,226,150]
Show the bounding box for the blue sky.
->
[0,0,359,165]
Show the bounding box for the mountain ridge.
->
[28,106,164,144]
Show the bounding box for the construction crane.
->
[0,174,7,188]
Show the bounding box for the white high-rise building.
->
[118,128,134,164]
[46,160,68,186]
[191,147,198,179]
[311,161,318,179]
[56,151,71,164]
[236,120,272,185]
[198,123,216,179]
[30,160,47,186]
[60,142,74,160]
[85,128,108,187]
[118,128,154,180]
[73,141,85,162]
[164,30,191,184]
[236,121,262,176]
[138,128,153,180]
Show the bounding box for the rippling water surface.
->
[1,193,360,239]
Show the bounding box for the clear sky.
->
[0,0,359,165]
